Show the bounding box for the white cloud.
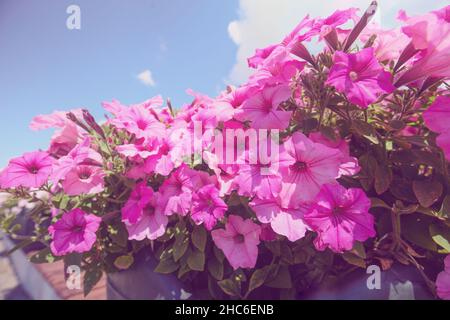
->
[137,69,156,87]
[227,0,448,84]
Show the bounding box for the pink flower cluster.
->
[1,4,449,280]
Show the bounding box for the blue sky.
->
[0,0,238,166]
[1,0,446,167]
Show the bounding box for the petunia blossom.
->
[211,215,261,270]
[436,255,450,300]
[360,24,410,62]
[312,8,359,39]
[279,132,343,208]
[326,48,395,108]
[247,46,305,88]
[121,182,168,241]
[0,151,54,188]
[159,164,204,216]
[303,183,376,253]
[235,85,292,130]
[309,132,360,177]
[61,165,105,196]
[396,7,450,86]
[30,109,85,157]
[122,182,154,224]
[250,196,309,242]
[109,104,166,142]
[423,96,450,160]
[51,137,102,184]
[125,202,168,241]
[191,184,227,230]
[48,208,101,256]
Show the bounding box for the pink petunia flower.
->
[118,137,176,177]
[30,109,86,157]
[122,184,168,241]
[312,8,359,39]
[48,208,101,256]
[436,255,450,300]
[250,196,309,242]
[279,132,343,208]
[191,184,227,230]
[109,104,166,142]
[326,48,395,108]
[247,46,305,88]
[142,138,176,176]
[303,183,376,253]
[61,165,105,196]
[0,151,54,188]
[211,215,261,270]
[235,85,292,130]
[51,137,102,184]
[396,7,450,86]
[159,164,202,216]
[122,182,155,224]
[423,96,450,133]
[247,15,316,69]
[360,24,410,62]
[423,96,450,160]
[233,142,292,200]
[309,132,360,177]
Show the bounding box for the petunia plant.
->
[1,1,450,299]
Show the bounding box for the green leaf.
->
[352,120,379,144]
[374,164,392,195]
[191,225,207,252]
[108,223,128,247]
[217,278,241,297]
[114,255,134,270]
[187,249,205,271]
[438,195,450,220]
[429,224,450,253]
[402,214,438,251]
[177,262,191,279]
[359,153,377,191]
[413,179,443,208]
[280,243,294,265]
[265,241,281,256]
[342,251,366,268]
[213,246,225,263]
[29,247,60,264]
[83,268,103,297]
[154,257,179,274]
[390,178,416,203]
[246,266,270,297]
[265,266,292,289]
[370,197,391,210]
[207,256,224,281]
[173,235,189,262]
[208,275,223,299]
[350,241,366,259]
[59,195,70,210]
[157,228,175,242]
